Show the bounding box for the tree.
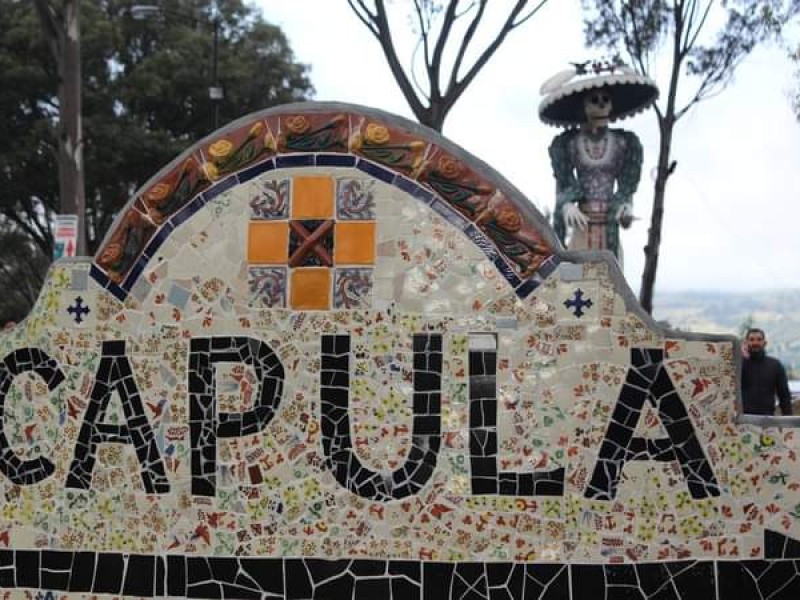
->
[0,0,312,323]
[33,0,87,256]
[0,223,49,325]
[347,0,550,132]
[582,0,798,314]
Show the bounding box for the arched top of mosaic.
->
[91,102,562,303]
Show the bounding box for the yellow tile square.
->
[290,268,331,310]
[292,176,334,219]
[248,221,289,264]
[335,222,376,264]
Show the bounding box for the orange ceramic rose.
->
[437,155,462,179]
[285,115,310,134]
[365,123,390,145]
[494,206,522,232]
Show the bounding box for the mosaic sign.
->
[2,104,800,598]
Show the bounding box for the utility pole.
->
[33,0,87,257]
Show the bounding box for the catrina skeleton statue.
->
[539,60,659,265]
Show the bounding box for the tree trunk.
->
[36,0,87,257]
[423,100,447,133]
[639,7,684,317]
[58,0,86,256]
[639,118,673,315]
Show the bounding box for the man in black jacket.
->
[741,328,793,416]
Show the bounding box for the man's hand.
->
[563,203,588,230]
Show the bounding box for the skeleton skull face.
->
[583,89,613,123]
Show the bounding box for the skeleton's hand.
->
[563,203,588,230]
[616,204,634,228]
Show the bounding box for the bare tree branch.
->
[448,0,487,94]
[684,0,713,52]
[349,0,428,122]
[513,0,549,27]
[412,0,433,71]
[347,0,551,130]
[346,0,380,36]
[429,0,460,101]
[447,0,533,111]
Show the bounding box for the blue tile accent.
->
[107,281,127,302]
[202,175,237,203]
[316,154,356,167]
[399,179,434,205]
[189,195,205,212]
[66,297,91,324]
[90,264,110,288]
[515,277,540,299]
[394,175,419,196]
[381,173,438,205]
[169,207,192,229]
[170,196,204,228]
[237,158,275,183]
[356,159,396,184]
[538,255,561,280]
[276,154,314,168]
[412,186,435,205]
[141,230,165,260]
[463,225,499,261]
[564,288,593,318]
[143,224,174,259]
[493,257,522,288]
[122,257,147,291]
[431,200,469,230]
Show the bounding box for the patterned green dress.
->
[549,128,643,260]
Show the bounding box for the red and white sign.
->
[53,214,79,259]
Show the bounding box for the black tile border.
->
[9,552,800,599]
[765,528,800,558]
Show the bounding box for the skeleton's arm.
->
[548,132,584,241]
[613,131,644,224]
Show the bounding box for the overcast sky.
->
[256,1,800,293]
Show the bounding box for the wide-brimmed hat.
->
[538,61,659,127]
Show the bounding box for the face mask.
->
[748,348,765,359]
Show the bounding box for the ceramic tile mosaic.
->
[246,177,290,220]
[243,171,377,311]
[1,103,797,598]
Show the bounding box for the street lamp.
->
[131,4,223,130]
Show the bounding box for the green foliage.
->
[0,223,49,325]
[0,0,312,323]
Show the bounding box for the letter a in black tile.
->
[585,348,720,500]
[66,341,170,493]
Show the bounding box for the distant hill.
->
[653,289,800,378]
